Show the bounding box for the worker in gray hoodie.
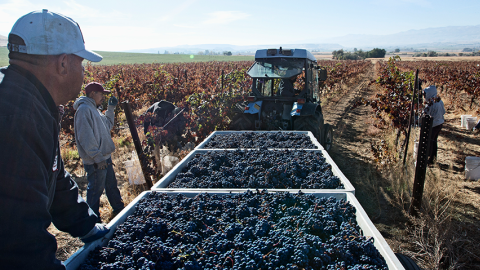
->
[74,82,124,222]
[423,85,445,165]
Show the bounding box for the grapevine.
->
[60,60,373,175]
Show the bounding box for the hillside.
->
[320,25,480,49]
[0,34,7,47]
[131,25,480,54]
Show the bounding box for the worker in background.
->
[0,10,109,270]
[279,76,297,97]
[423,85,445,165]
[74,82,125,222]
[143,100,178,134]
[142,100,186,172]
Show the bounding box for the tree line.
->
[332,48,386,60]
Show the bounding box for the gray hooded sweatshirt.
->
[73,96,116,165]
[423,85,445,127]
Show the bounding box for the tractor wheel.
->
[395,253,422,270]
[322,123,333,151]
[294,114,321,144]
[229,113,255,130]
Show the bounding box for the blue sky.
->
[1,0,479,52]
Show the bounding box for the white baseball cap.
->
[8,9,102,62]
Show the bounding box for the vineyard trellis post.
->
[221,70,224,90]
[121,101,153,189]
[403,69,419,166]
[409,114,433,216]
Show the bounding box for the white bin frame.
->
[195,130,324,150]
[150,149,354,193]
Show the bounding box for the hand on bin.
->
[80,223,110,243]
[108,96,118,106]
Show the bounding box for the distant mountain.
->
[129,25,480,54]
[319,25,480,49]
[0,34,7,47]
[128,43,343,54]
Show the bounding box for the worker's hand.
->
[80,223,110,243]
[95,160,108,170]
[108,96,118,106]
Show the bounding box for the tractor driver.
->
[279,76,297,97]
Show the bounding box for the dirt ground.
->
[53,60,480,269]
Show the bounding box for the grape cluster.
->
[79,191,387,270]
[168,150,343,189]
[203,132,318,149]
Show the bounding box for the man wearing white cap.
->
[0,10,109,269]
[423,85,445,165]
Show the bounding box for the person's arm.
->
[49,149,97,237]
[0,114,65,270]
[104,96,117,131]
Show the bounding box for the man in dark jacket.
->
[0,10,109,270]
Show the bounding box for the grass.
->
[91,51,254,65]
[61,148,79,161]
[0,47,254,66]
[0,47,7,67]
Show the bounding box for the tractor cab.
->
[229,47,332,150]
[247,48,323,101]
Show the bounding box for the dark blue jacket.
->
[0,65,97,269]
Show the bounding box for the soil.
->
[53,60,480,269]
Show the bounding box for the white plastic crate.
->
[461,115,472,127]
[195,130,324,150]
[465,156,480,180]
[64,191,404,270]
[466,117,478,130]
[124,152,146,185]
[150,149,355,193]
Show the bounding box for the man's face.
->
[65,54,85,102]
[91,91,106,107]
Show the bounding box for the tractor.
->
[229,47,333,151]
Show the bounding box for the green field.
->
[0,47,8,67]
[0,47,254,67]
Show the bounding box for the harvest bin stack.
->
[65,131,405,269]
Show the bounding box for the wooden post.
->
[121,101,153,188]
[403,69,418,165]
[409,114,433,216]
[221,70,224,90]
